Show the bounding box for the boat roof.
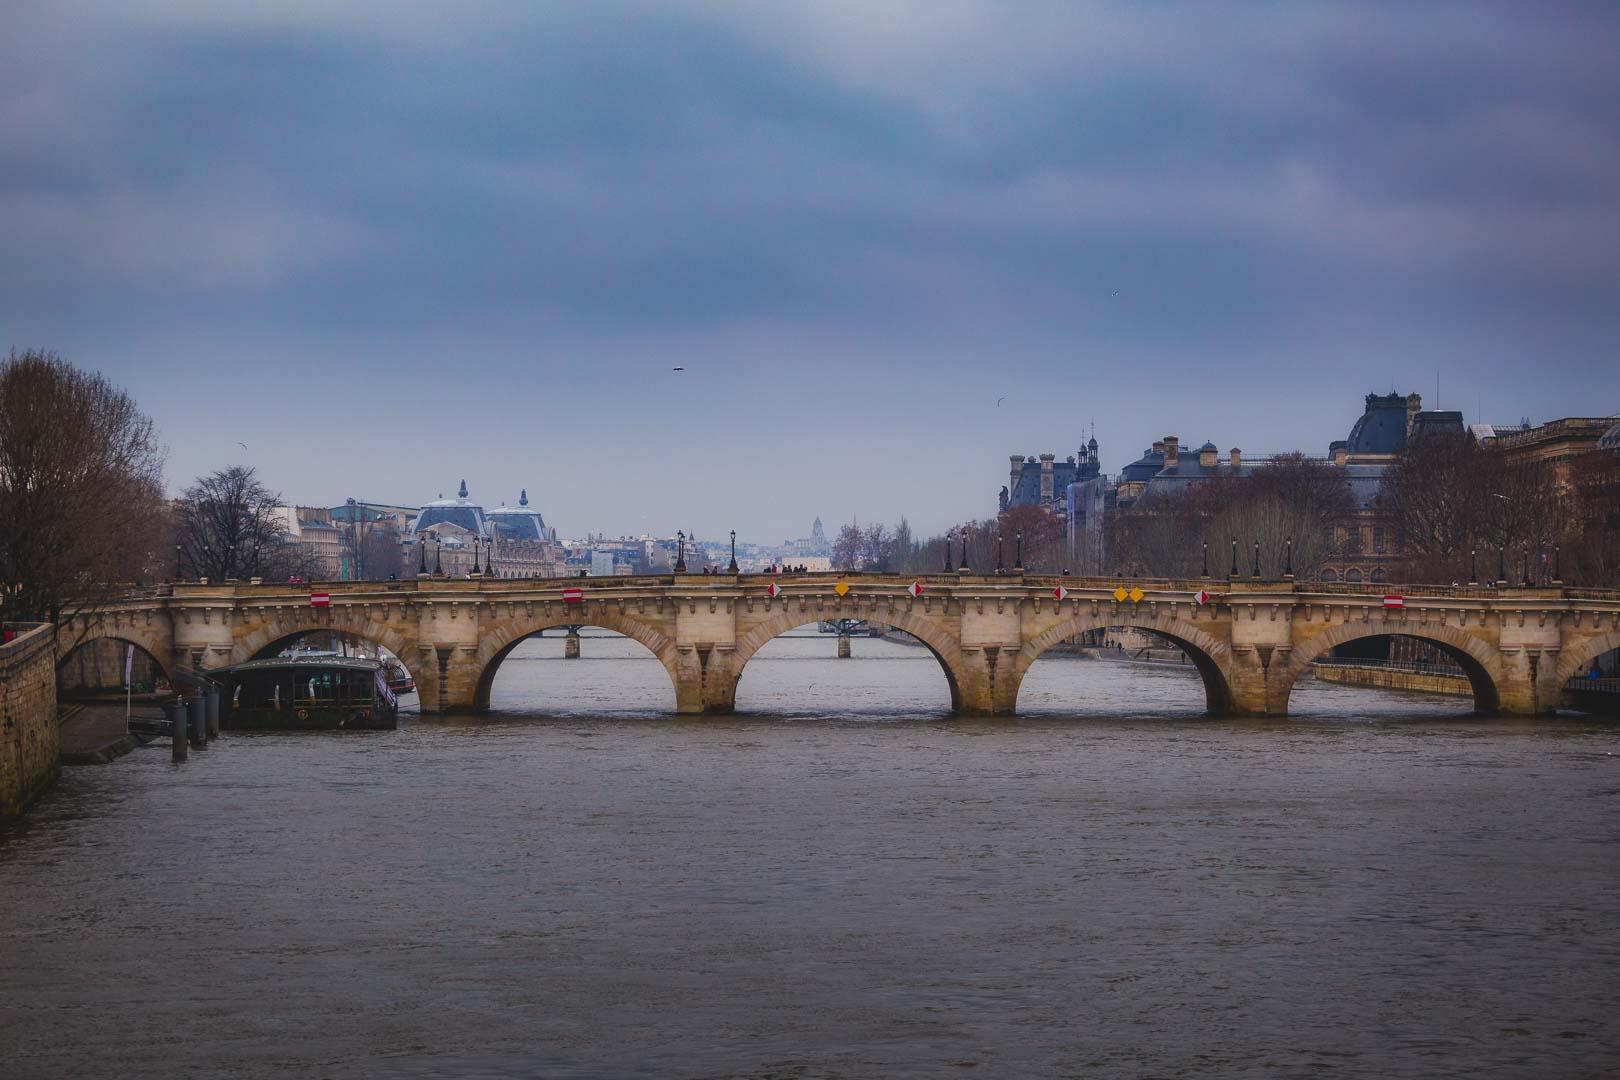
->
[216,656,383,675]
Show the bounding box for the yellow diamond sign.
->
[834,581,849,597]
[1129,586,1145,603]
[1113,586,1128,602]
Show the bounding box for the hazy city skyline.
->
[5,2,1617,539]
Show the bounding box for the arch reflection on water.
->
[732,629,954,720]
[484,630,677,718]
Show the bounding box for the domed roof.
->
[1599,421,1620,452]
[410,479,485,536]
[1199,440,1217,452]
[487,488,549,541]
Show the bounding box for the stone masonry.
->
[48,576,1620,719]
[1,623,60,822]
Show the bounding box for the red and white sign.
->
[766,580,781,599]
[562,587,584,605]
[309,592,330,607]
[908,581,924,597]
[1382,594,1405,609]
[1193,589,1210,606]
[1054,585,1069,600]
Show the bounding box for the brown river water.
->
[2,632,1617,1078]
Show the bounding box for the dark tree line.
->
[174,466,321,582]
[0,351,168,621]
[1388,432,1616,586]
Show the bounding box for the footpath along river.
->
[2,632,1617,1078]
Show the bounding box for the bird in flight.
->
[237,441,249,450]
[672,366,686,372]
[996,396,1007,407]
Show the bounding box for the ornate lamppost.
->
[1252,540,1261,580]
[944,530,954,573]
[728,530,739,574]
[1201,541,1209,578]
[958,526,970,573]
[674,531,687,574]
[997,532,1005,574]
[418,533,428,576]
[1229,537,1239,580]
[1468,548,1477,586]
[433,536,443,577]
[1014,530,1023,572]
[1283,537,1294,580]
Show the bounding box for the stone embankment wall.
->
[1311,661,1471,697]
[1,622,60,822]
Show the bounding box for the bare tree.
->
[0,350,167,622]
[859,523,893,571]
[174,466,311,582]
[832,523,863,570]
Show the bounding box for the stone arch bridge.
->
[55,575,1620,718]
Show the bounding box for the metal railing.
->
[1312,656,1469,679]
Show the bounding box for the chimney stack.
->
[1230,447,1242,468]
[1163,436,1179,468]
[1009,455,1025,494]
[1334,445,1348,466]
[1039,453,1056,500]
[1200,443,1217,468]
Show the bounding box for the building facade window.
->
[1372,527,1385,553]
[1345,568,1363,583]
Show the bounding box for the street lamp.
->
[1284,537,1294,580]
[433,536,443,577]
[997,532,1005,574]
[418,533,428,576]
[1229,536,1239,580]
[1201,541,1209,578]
[958,526,970,572]
[1252,540,1261,580]
[728,530,739,574]
[1469,548,1477,586]
[675,531,687,574]
[1014,530,1023,572]
[944,530,953,573]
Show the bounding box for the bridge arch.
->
[1278,623,1503,715]
[1008,614,1235,715]
[1551,629,1620,690]
[232,617,418,671]
[731,606,965,711]
[470,610,681,711]
[55,635,172,697]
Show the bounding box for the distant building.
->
[1000,439,1102,523]
[405,480,566,578]
[1105,393,1466,583]
[782,517,831,558]
[271,505,345,579]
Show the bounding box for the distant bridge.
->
[55,574,1620,717]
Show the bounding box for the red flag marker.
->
[766,580,781,599]
[1382,594,1405,609]
[309,592,330,607]
[908,581,923,597]
[562,587,584,605]
[1054,585,1069,600]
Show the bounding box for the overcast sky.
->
[5,1,1617,542]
